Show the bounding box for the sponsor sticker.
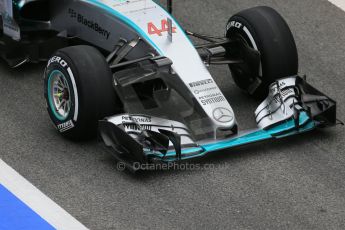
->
[57,120,74,132]
[227,21,242,30]
[122,115,152,123]
[47,56,68,68]
[123,123,152,131]
[121,116,153,132]
[68,8,111,40]
[189,79,213,88]
[148,19,176,36]
[188,79,226,106]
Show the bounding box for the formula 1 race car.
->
[0,0,338,168]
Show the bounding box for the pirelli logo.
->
[189,79,213,88]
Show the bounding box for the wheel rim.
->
[48,70,72,121]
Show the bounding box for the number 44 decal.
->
[148,19,177,36]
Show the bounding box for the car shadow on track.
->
[0,58,46,76]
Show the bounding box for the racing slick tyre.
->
[44,45,122,140]
[226,6,298,98]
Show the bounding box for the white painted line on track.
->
[328,0,345,11]
[0,159,88,230]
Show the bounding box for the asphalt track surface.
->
[1,0,345,229]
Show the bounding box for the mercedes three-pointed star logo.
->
[212,107,234,123]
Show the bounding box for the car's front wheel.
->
[226,6,299,99]
[44,45,122,140]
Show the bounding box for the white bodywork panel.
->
[0,0,12,17]
[0,0,20,40]
[108,114,196,147]
[255,77,302,129]
[100,0,236,132]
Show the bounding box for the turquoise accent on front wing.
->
[148,112,316,161]
[86,0,163,55]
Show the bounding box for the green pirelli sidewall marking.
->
[47,70,68,121]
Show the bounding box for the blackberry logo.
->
[68,8,111,40]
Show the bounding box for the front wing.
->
[99,76,337,168]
